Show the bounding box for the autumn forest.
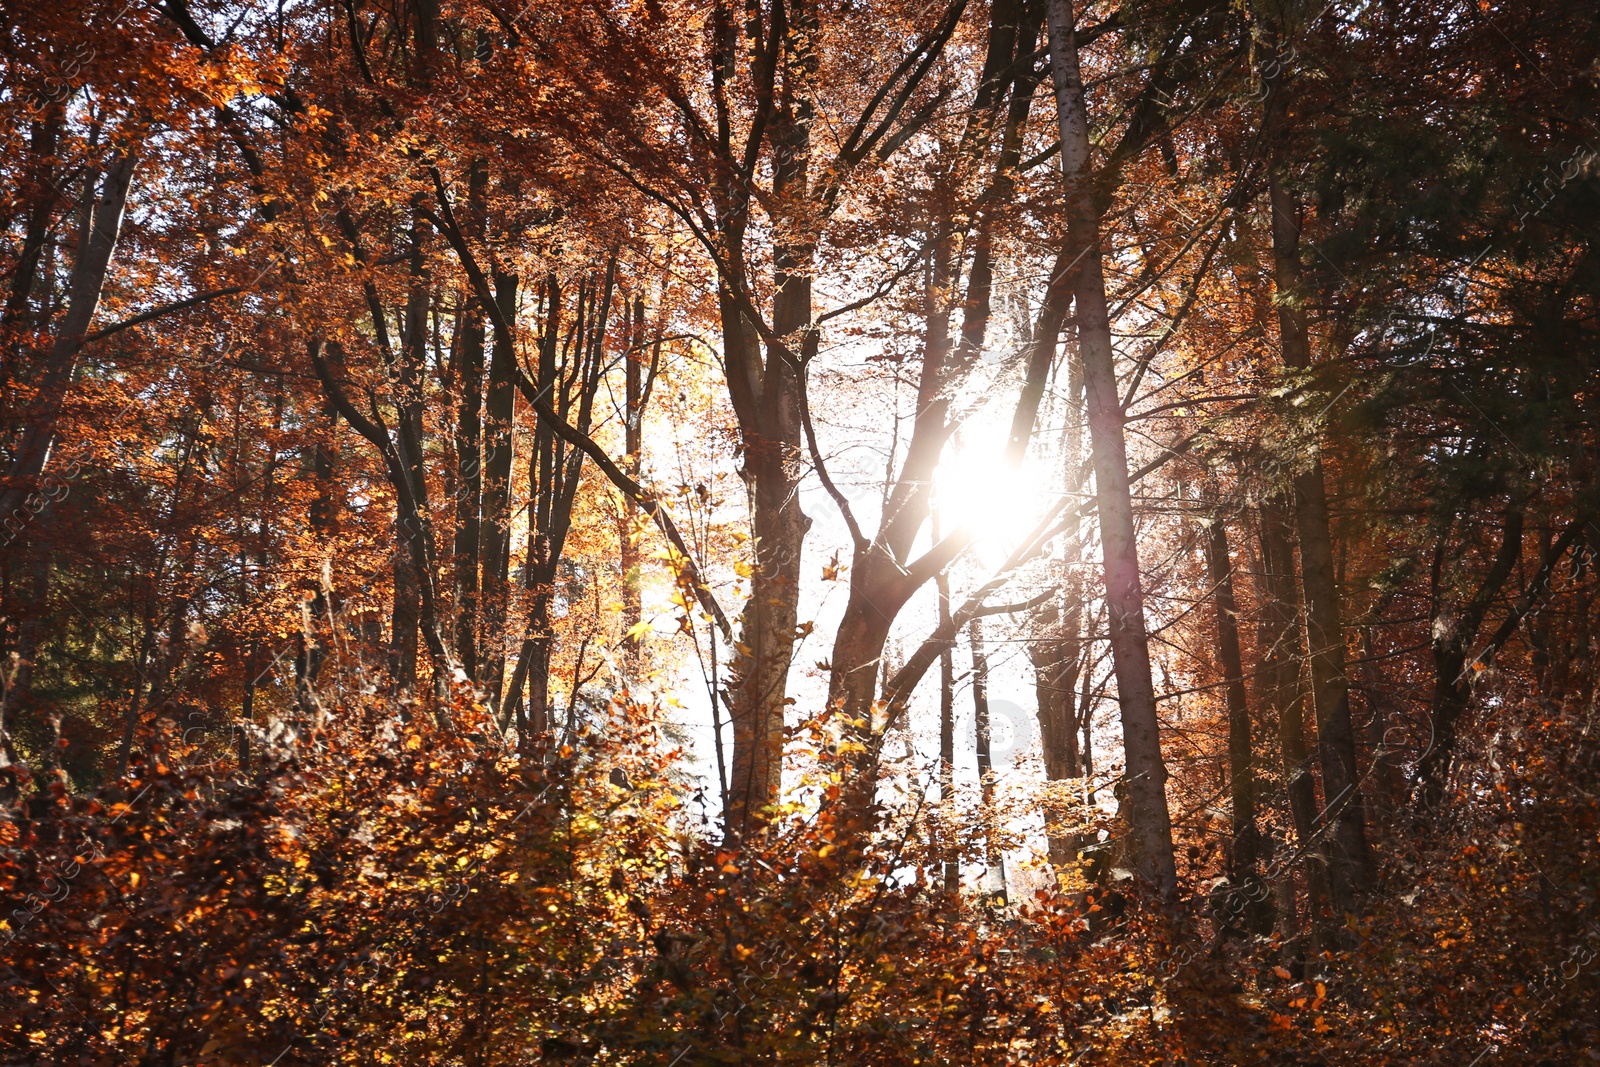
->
[2,0,1598,1062]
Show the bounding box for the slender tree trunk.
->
[1031,593,1083,870]
[1079,649,1095,784]
[238,394,283,768]
[525,590,553,738]
[391,538,421,692]
[726,363,808,823]
[728,454,807,829]
[937,533,959,894]
[1357,624,1397,839]
[1046,0,1177,896]
[1259,28,1373,899]
[1257,494,1331,916]
[295,592,328,718]
[1416,516,1578,814]
[239,636,257,768]
[396,212,452,701]
[310,416,340,538]
[1205,505,1260,874]
[453,302,485,683]
[1205,500,1275,933]
[1294,472,1372,896]
[448,163,488,683]
[721,0,822,836]
[479,270,519,711]
[620,297,651,682]
[119,609,156,778]
[931,499,960,891]
[970,617,1006,901]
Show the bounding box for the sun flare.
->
[934,448,1041,559]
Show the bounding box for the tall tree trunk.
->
[1257,494,1330,916]
[620,296,656,683]
[238,635,258,769]
[453,301,485,683]
[727,440,807,830]
[1034,315,1086,869]
[1205,504,1260,874]
[1205,499,1274,933]
[391,534,421,692]
[1266,170,1372,907]
[119,607,157,779]
[936,510,959,894]
[724,20,816,828]
[305,404,339,709]
[238,393,284,768]
[1357,624,1397,839]
[1257,17,1374,902]
[392,229,433,697]
[1031,593,1083,870]
[398,211,452,701]
[524,591,554,738]
[479,270,519,711]
[451,165,489,683]
[1046,0,1177,896]
[295,591,329,719]
[970,617,1006,902]
[1079,648,1096,784]
[2,103,62,335]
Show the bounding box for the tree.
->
[1045,0,1177,896]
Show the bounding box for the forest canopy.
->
[2,0,1598,1063]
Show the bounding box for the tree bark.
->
[523,591,554,737]
[1034,322,1087,870]
[727,445,807,830]
[620,297,649,682]
[479,270,519,711]
[1046,0,1177,896]
[1256,493,1330,916]
[1204,499,1274,933]
[1257,17,1374,903]
[936,507,959,893]
[392,534,422,693]
[1266,171,1373,906]
[723,25,815,827]
[970,617,1006,902]
[1204,505,1260,873]
[1030,593,1083,870]
[1357,623,1398,838]
[452,166,489,683]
